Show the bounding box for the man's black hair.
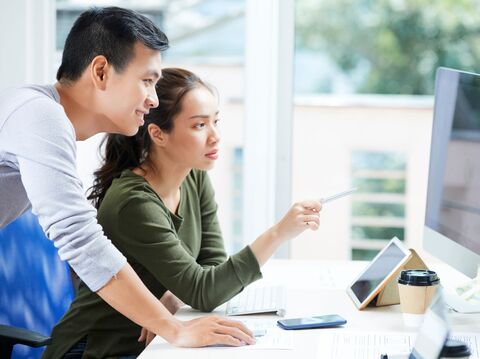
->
[56,7,169,82]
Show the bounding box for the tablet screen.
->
[350,241,408,303]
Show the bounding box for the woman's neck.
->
[135,155,190,214]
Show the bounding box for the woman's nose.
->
[209,125,220,144]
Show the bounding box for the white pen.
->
[320,187,358,204]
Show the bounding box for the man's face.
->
[100,42,162,136]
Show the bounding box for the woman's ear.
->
[90,55,110,90]
[148,123,167,147]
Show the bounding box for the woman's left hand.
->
[138,326,156,346]
[138,291,184,346]
[160,290,184,314]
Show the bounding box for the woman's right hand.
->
[250,199,322,266]
[273,199,322,241]
[172,316,256,347]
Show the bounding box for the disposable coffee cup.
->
[398,269,440,327]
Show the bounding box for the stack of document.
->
[316,332,480,359]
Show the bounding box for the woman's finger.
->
[301,214,320,224]
[301,214,320,230]
[138,327,147,342]
[299,200,322,212]
[146,330,156,346]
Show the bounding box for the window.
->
[350,151,407,260]
[230,147,244,253]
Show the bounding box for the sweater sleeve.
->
[2,98,126,291]
[116,195,262,312]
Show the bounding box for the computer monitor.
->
[424,67,480,279]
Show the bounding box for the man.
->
[0,7,254,349]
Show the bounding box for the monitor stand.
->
[444,292,480,313]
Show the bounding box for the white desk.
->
[138,260,480,358]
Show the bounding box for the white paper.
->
[316,331,480,359]
[237,328,293,350]
[239,319,293,350]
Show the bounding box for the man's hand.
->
[173,316,256,347]
[141,315,255,348]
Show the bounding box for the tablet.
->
[346,237,411,310]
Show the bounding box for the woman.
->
[43,68,322,358]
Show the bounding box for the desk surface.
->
[138,259,480,358]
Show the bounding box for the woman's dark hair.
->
[57,7,169,83]
[87,68,214,208]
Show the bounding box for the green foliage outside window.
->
[352,249,379,261]
[353,178,405,193]
[352,202,405,217]
[352,152,406,170]
[296,0,480,95]
[352,225,404,240]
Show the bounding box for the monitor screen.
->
[424,67,480,277]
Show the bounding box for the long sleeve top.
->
[42,169,262,359]
[0,85,126,292]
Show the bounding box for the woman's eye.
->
[143,79,154,85]
[194,123,205,129]
[214,118,221,126]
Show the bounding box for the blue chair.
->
[0,211,74,358]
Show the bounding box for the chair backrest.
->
[0,211,74,358]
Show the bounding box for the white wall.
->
[0,0,55,89]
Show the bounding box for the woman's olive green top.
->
[42,169,262,359]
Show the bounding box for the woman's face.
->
[161,86,220,171]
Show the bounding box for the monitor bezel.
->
[423,67,480,278]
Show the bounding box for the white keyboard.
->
[226,286,287,316]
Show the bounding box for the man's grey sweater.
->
[0,85,126,291]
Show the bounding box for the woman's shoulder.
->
[100,170,160,212]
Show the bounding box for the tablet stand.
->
[371,249,428,307]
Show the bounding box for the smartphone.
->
[277,314,347,330]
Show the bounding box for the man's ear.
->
[90,55,110,90]
[148,123,168,147]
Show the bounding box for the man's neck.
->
[55,81,107,141]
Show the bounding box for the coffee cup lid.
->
[398,269,440,286]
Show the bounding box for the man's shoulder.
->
[0,84,72,137]
[0,84,59,107]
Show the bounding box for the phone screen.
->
[280,315,345,327]
[282,315,343,325]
